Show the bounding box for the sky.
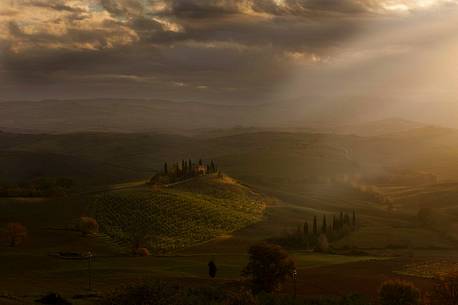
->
[1,0,457,120]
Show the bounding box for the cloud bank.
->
[0,0,456,106]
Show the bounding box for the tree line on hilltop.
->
[151,158,218,184]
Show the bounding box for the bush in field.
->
[379,280,420,305]
[36,292,71,305]
[79,217,99,236]
[429,271,458,305]
[6,222,27,247]
[316,234,329,253]
[417,208,443,228]
[242,242,296,293]
[134,247,151,257]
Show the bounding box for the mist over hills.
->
[1,98,452,135]
[3,97,458,184]
[0,99,276,134]
[2,123,458,188]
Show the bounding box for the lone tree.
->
[164,162,168,174]
[6,222,27,247]
[242,242,295,293]
[379,279,420,305]
[208,260,217,278]
[79,217,99,236]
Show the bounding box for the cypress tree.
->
[199,159,203,166]
[313,216,317,235]
[322,215,327,233]
[210,160,216,172]
[176,162,181,177]
[352,210,356,227]
[303,221,309,236]
[164,162,168,174]
[332,215,337,232]
[339,212,344,228]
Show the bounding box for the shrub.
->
[417,208,441,228]
[134,247,151,257]
[6,222,27,247]
[36,292,71,305]
[242,242,296,293]
[316,234,329,253]
[429,271,458,305]
[78,217,99,236]
[379,279,420,305]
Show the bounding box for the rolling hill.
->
[88,175,266,253]
[3,125,458,186]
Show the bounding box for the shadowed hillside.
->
[2,127,458,186]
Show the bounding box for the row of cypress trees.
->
[271,210,358,250]
[305,210,357,236]
[163,159,217,178]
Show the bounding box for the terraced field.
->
[88,175,266,252]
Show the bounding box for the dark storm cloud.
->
[167,1,244,19]
[166,0,377,18]
[0,0,438,101]
[24,0,86,13]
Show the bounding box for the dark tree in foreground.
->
[379,279,420,305]
[208,260,217,278]
[6,222,28,247]
[78,217,99,237]
[313,216,318,235]
[242,242,295,293]
[164,162,168,174]
[430,271,458,305]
